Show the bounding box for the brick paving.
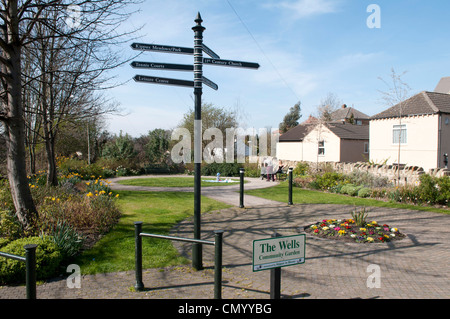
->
[1,176,449,299]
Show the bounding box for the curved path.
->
[107,174,283,207]
[1,175,449,299]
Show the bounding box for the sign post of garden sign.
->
[131,13,259,271]
[253,233,306,299]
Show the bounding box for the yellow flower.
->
[115,194,120,198]
[86,182,90,186]
[360,228,366,232]
[367,237,374,242]
[86,192,93,197]
[338,230,346,236]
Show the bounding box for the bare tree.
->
[378,68,412,181]
[0,0,141,230]
[316,92,342,122]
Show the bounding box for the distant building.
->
[277,105,370,163]
[434,76,450,94]
[370,91,450,171]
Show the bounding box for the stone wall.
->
[276,159,450,185]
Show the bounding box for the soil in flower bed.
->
[304,218,406,244]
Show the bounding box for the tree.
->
[146,129,170,164]
[101,131,136,161]
[378,68,412,181]
[178,102,239,157]
[279,101,301,134]
[316,92,341,122]
[0,0,141,230]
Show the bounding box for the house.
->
[329,104,370,125]
[276,121,369,163]
[369,91,450,171]
[434,76,450,94]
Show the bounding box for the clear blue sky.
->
[105,0,450,137]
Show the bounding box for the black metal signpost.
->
[131,12,259,271]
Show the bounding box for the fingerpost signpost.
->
[131,13,259,270]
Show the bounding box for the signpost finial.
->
[195,12,203,24]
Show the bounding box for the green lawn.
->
[246,181,450,214]
[117,176,243,187]
[73,191,231,275]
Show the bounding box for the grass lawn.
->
[246,181,450,215]
[73,191,231,275]
[117,176,243,187]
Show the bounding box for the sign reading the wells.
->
[252,234,305,272]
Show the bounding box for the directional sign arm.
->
[203,58,260,69]
[131,43,194,55]
[133,75,194,88]
[202,44,220,59]
[131,61,194,72]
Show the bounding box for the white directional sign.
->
[253,234,305,272]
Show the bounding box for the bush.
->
[417,174,439,204]
[437,176,450,206]
[201,162,242,177]
[293,162,310,176]
[358,187,372,198]
[339,184,363,196]
[0,236,63,284]
[310,172,346,191]
[0,238,10,248]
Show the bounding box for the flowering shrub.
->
[305,214,405,244]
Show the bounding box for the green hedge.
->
[0,236,63,285]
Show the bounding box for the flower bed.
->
[304,218,405,244]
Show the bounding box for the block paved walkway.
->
[1,175,449,299]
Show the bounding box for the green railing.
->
[0,244,37,299]
[134,221,224,299]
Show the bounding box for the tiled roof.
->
[326,123,369,140]
[330,106,370,121]
[371,91,450,120]
[279,124,314,142]
[279,122,368,142]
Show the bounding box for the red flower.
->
[314,229,319,233]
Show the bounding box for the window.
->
[364,142,369,154]
[318,140,325,155]
[393,124,407,144]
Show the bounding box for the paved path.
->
[1,175,450,299]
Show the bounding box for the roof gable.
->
[371,91,450,120]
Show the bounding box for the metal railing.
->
[0,244,37,299]
[134,221,224,299]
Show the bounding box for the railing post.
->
[214,230,224,299]
[288,167,293,205]
[24,244,37,299]
[239,168,245,208]
[134,221,144,291]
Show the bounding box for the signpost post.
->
[253,233,306,299]
[131,13,259,271]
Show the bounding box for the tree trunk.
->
[3,0,38,230]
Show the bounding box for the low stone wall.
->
[276,159,450,185]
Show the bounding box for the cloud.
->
[267,0,341,19]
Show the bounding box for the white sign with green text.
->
[253,234,305,272]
